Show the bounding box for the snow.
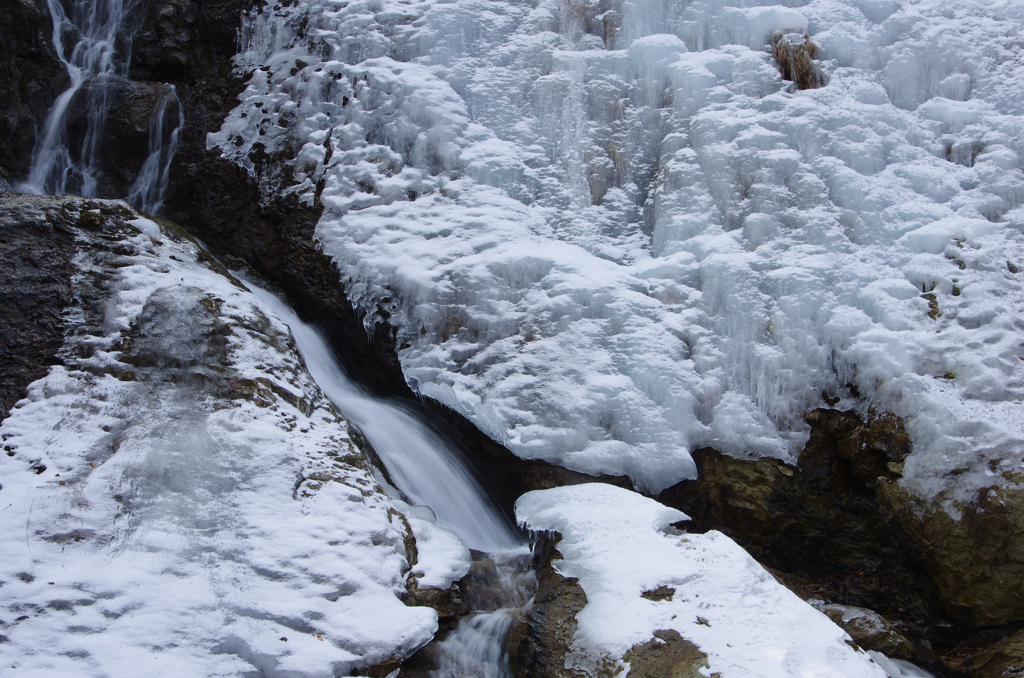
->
[211,0,1024,502]
[0,198,464,676]
[515,483,891,678]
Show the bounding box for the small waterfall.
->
[246,281,535,676]
[21,0,133,197]
[247,282,519,553]
[430,552,536,678]
[127,86,183,214]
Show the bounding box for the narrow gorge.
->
[2,0,1024,676]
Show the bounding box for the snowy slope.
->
[516,483,892,678]
[211,0,1024,500]
[0,195,464,676]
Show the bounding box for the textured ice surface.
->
[516,483,890,677]
[0,202,460,676]
[212,0,1024,499]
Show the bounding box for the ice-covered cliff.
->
[210,0,1024,504]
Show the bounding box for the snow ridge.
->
[516,483,892,678]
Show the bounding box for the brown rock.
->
[877,479,1024,627]
[945,629,1024,678]
[623,630,714,678]
[823,604,916,660]
[657,409,953,648]
[511,531,589,678]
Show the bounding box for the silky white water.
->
[127,85,184,214]
[21,0,183,213]
[21,0,132,197]
[247,281,519,553]
[248,280,529,675]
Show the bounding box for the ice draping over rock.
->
[516,483,891,677]
[0,196,466,676]
[211,0,1024,500]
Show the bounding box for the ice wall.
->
[211,0,1024,501]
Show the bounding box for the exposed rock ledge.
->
[0,193,465,675]
[658,408,1024,671]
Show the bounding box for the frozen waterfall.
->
[212,0,1024,502]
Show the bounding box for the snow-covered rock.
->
[0,194,465,676]
[515,483,891,678]
[210,0,1024,507]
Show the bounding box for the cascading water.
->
[247,282,519,552]
[21,0,133,197]
[247,281,535,676]
[126,85,183,214]
[430,553,536,678]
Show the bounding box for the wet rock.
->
[0,193,76,420]
[510,532,588,678]
[877,479,1024,627]
[92,78,177,198]
[0,0,69,182]
[622,630,713,678]
[128,0,257,84]
[945,628,1024,678]
[822,604,916,660]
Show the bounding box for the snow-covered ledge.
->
[515,483,891,678]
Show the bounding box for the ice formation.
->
[0,198,467,675]
[211,0,1024,500]
[516,483,891,677]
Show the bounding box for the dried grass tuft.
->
[771,32,826,90]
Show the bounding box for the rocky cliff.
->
[3,0,1024,676]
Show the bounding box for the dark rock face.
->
[658,411,939,635]
[511,532,588,678]
[946,629,1024,678]
[0,193,76,419]
[0,0,69,183]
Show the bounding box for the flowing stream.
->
[248,281,535,677]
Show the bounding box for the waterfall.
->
[245,280,534,675]
[430,552,536,678]
[246,282,519,553]
[20,0,133,197]
[127,86,183,214]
